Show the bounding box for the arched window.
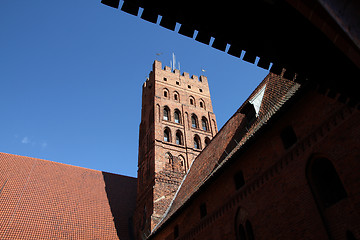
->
[189,96,195,106]
[205,137,211,147]
[201,117,208,131]
[199,99,205,109]
[176,131,183,145]
[163,88,169,99]
[194,135,201,149]
[174,91,179,102]
[163,106,170,121]
[308,157,347,208]
[191,114,198,128]
[164,128,171,142]
[174,110,181,124]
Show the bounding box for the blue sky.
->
[0,0,268,178]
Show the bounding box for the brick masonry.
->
[148,73,360,240]
[134,61,218,239]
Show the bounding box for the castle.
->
[1,59,360,239]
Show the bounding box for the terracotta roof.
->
[0,152,137,240]
[151,72,301,235]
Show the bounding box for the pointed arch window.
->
[307,157,347,208]
[163,106,170,121]
[194,135,201,149]
[174,91,180,102]
[163,88,169,99]
[174,110,181,124]
[164,128,171,142]
[201,117,208,131]
[205,137,211,147]
[176,131,183,145]
[189,96,195,106]
[191,114,198,128]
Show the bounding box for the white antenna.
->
[172,52,176,71]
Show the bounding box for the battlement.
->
[152,60,208,85]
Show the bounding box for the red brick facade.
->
[147,72,360,240]
[134,61,218,239]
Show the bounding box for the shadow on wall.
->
[102,172,138,240]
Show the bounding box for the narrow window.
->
[200,203,207,218]
[176,131,183,145]
[188,85,191,89]
[234,171,245,190]
[205,137,211,147]
[164,128,171,142]
[174,110,181,124]
[200,102,203,108]
[201,117,208,131]
[164,91,167,97]
[194,135,201,149]
[309,158,347,208]
[163,77,167,81]
[190,98,194,105]
[199,88,203,92]
[174,94,178,100]
[280,126,297,149]
[174,225,179,239]
[163,107,170,121]
[191,115,198,128]
[176,81,180,85]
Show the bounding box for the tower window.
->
[188,85,191,89]
[199,88,203,92]
[174,110,181,124]
[308,157,347,208]
[200,102,203,108]
[163,77,167,81]
[164,128,171,142]
[200,203,207,218]
[190,99,194,105]
[164,91,167,97]
[176,81,180,85]
[163,107,170,121]
[280,126,297,149]
[176,131,183,145]
[205,137,211,147]
[194,135,201,149]
[191,115,198,128]
[174,91,179,101]
[201,117,208,131]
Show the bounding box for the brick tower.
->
[134,60,217,239]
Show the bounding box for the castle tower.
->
[134,60,218,239]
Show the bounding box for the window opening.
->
[202,118,208,131]
[194,135,201,149]
[188,85,191,89]
[164,91,167,97]
[191,115,198,128]
[176,131,183,145]
[205,137,211,147]
[163,107,170,121]
[174,110,181,124]
[164,128,171,142]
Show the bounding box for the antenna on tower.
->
[172,53,176,71]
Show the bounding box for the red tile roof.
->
[151,71,301,235]
[0,152,137,239]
